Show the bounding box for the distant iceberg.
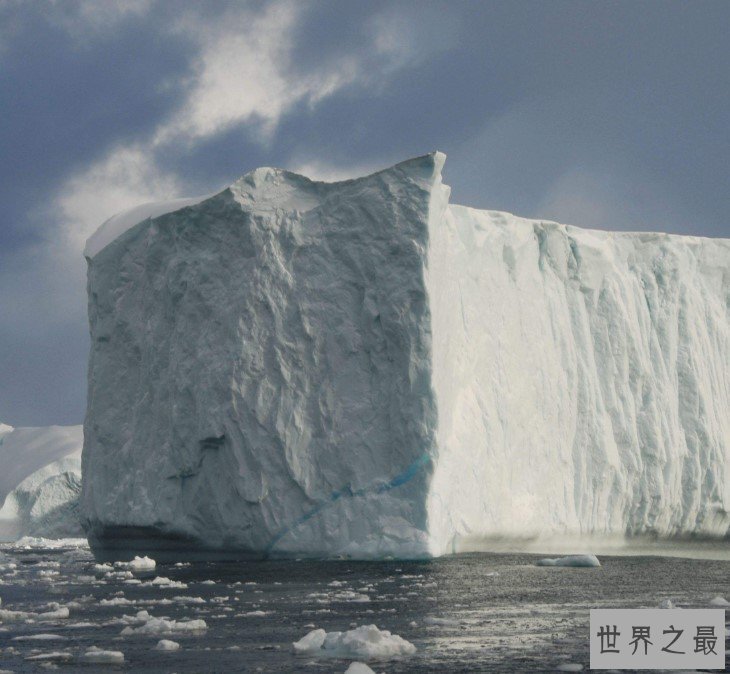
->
[0,424,83,540]
[82,153,730,558]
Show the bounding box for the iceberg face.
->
[83,155,445,557]
[83,153,730,558]
[426,206,730,553]
[0,424,83,540]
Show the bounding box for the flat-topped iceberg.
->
[82,153,729,558]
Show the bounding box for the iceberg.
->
[82,153,730,558]
[0,424,83,540]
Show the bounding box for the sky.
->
[1,0,728,427]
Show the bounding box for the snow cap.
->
[83,153,447,259]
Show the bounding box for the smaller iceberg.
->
[0,424,83,540]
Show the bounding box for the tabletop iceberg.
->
[82,153,729,558]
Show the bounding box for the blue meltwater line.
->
[265,451,432,555]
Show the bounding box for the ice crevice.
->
[265,452,432,555]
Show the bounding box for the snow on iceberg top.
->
[82,152,447,259]
[83,150,727,260]
[84,195,216,259]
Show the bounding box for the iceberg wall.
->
[426,205,729,554]
[83,155,446,557]
[82,153,729,557]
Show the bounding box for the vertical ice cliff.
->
[83,153,729,557]
[425,207,729,554]
[83,155,447,556]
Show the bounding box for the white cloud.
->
[57,145,182,253]
[156,1,360,144]
[53,0,428,253]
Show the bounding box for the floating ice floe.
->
[100,597,135,606]
[80,646,125,664]
[293,624,416,659]
[145,576,187,589]
[344,663,376,674]
[171,595,205,604]
[0,604,69,622]
[24,651,73,661]
[154,639,180,651]
[120,610,207,635]
[709,596,729,607]
[114,556,156,571]
[309,590,371,604]
[658,598,676,609]
[40,604,71,620]
[423,616,459,626]
[536,555,600,568]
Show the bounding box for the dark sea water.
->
[0,540,727,673]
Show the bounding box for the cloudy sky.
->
[1,0,728,427]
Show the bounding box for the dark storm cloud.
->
[0,0,728,426]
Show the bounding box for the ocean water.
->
[0,540,727,673]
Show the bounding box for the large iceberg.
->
[82,153,729,558]
[0,424,83,540]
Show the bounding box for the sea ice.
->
[79,646,125,664]
[114,556,156,571]
[154,639,180,651]
[344,663,376,674]
[292,624,416,659]
[24,651,72,662]
[120,610,207,635]
[423,616,460,626]
[708,596,729,607]
[100,597,135,606]
[536,555,601,568]
[0,605,69,622]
